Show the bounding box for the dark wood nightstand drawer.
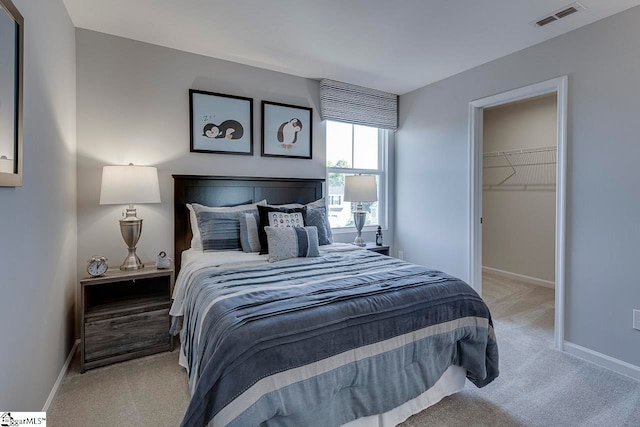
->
[84,308,170,363]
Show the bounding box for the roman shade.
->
[319,79,398,130]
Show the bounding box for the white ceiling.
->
[62,0,640,95]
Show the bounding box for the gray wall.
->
[76,30,391,280]
[396,6,640,367]
[0,7,16,166]
[482,95,557,283]
[75,29,325,273]
[0,0,76,410]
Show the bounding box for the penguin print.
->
[202,120,244,140]
[277,118,303,149]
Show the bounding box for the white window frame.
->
[326,123,388,232]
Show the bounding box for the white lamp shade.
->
[344,175,377,202]
[100,165,161,205]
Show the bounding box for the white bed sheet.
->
[343,365,466,427]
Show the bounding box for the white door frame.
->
[468,76,568,350]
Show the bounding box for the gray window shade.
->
[319,79,398,130]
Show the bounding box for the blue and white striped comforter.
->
[172,247,498,427]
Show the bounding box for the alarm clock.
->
[87,256,109,277]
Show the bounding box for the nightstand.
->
[364,242,390,256]
[80,266,173,373]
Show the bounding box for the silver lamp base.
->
[119,206,144,270]
[352,210,366,247]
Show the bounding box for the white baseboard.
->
[43,339,79,412]
[482,266,555,289]
[564,341,640,382]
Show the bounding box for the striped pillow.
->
[187,199,266,250]
[239,212,261,253]
[264,226,320,262]
[194,206,256,251]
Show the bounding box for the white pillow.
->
[269,197,325,210]
[306,197,326,209]
[187,200,267,250]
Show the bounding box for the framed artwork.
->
[189,89,253,155]
[261,101,312,159]
[0,0,23,187]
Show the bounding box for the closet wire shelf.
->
[483,146,556,191]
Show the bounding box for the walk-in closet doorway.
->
[469,76,568,350]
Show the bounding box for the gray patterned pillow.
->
[264,226,320,262]
[303,207,333,245]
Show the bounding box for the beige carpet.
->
[48,273,640,426]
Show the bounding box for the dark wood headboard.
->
[173,175,324,273]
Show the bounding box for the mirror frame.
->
[0,0,23,187]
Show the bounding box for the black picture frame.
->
[261,101,312,160]
[0,0,23,187]
[189,89,253,156]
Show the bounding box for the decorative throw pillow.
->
[257,206,307,254]
[302,207,333,245]
[264,226,320,262]
[187,200,266,250]
[267,211,304,228]
[194,206,256,252]
[238,212,261,253]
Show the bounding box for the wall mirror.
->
[0,0,23,187]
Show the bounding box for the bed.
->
[171,175,499,427]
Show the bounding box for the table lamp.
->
[344,174,377,247]
[99,164,161,270]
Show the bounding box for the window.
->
[326,121,387,229]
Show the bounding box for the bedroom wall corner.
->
[0,0,77,410]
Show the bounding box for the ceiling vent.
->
[532,2,585,27]
[536,16,558,27]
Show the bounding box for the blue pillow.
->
[238,211,261,253]
[303,207,333,245]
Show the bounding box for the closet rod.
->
[483,145,556,158]
[484,161,555,169]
